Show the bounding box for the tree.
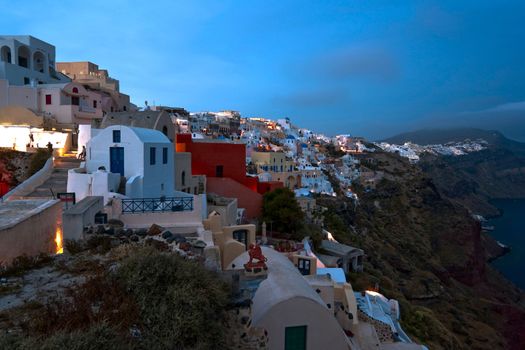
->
[262,187,304,236]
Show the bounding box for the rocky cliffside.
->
[419,147,525,217]
[320,150,525,349]
[384,128,525,217]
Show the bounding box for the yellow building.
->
[251,151,300,189]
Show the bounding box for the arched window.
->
[181,171,186,186]
[162,125,168,136]
[33,51,45,73]
[17,45,30,68]
[72,87,79,93]
[0,46,11,63]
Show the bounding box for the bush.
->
[31,274,139,336]
[262,187,304,236]
[86,235,113,253]
[28,149,51,177]
[64,239,86,255]
[0,323,134,350]
[116,247,230,349]
[0,253,53,277]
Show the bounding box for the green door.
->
[285,325,307,350]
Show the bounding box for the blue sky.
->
[2,0,525,140]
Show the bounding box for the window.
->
[72,87,79,93]
[112,130,121,143]
[71,96,79,105]
[162,147,168,164]
[93,100,97,108]
[216,165,223,177]
[162,126,168,136]
[150,147,156,165]
[123,106,127,111]
[285,326,307,350]
[297,258,311,275]
[23,77,30,85]
[45,94,52,105]
[181,171,186,186]
[233,230,248,249]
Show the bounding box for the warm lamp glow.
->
[55,228,64,254]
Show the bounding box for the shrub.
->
[0,253,53,277]
[86,235,113,253]
[28,149,51,177]
[31,274,139,336]
[0,323,134,350]
[117,247,230,349]
[262,187,304,236]
[64,239,86,255]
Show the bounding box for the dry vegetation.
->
[0,241,234,350]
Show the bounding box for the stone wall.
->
[357,309,395,343]
[0,149,33,186]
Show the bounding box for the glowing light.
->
[325,230,337,242]
[55,228,64,254]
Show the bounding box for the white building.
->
[0,35,70,86]
[68,125,174,203]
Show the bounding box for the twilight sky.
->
[2,0,525,140]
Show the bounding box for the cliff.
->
[320,150,525,349]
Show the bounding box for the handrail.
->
[1,157,54,201]
[121,196,193,213]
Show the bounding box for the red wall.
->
[176,134,284,219]
[207,177,262,220]
[176,134,247,185]
[257,181,283,194]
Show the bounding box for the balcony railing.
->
[121,197,193,213]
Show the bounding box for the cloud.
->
[461,101,525,114]
[273,88,347,108]
[415,101,525,141]
[307,44,399,82]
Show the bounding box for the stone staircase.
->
[25,152,81,199]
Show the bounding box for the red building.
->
[175,134,282,220]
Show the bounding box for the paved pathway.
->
[25,153,80,199]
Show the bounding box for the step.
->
[55,157,81,162]
[53,167,75,174]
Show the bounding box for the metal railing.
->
[121,197,193,213]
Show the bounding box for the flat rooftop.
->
[0,199,59,230]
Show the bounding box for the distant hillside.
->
[382,128,525,216]
[319,150,525,349]
[383,128,525,155]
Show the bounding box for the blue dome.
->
[286,135,296,140]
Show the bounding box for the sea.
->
[487,199,525,290]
